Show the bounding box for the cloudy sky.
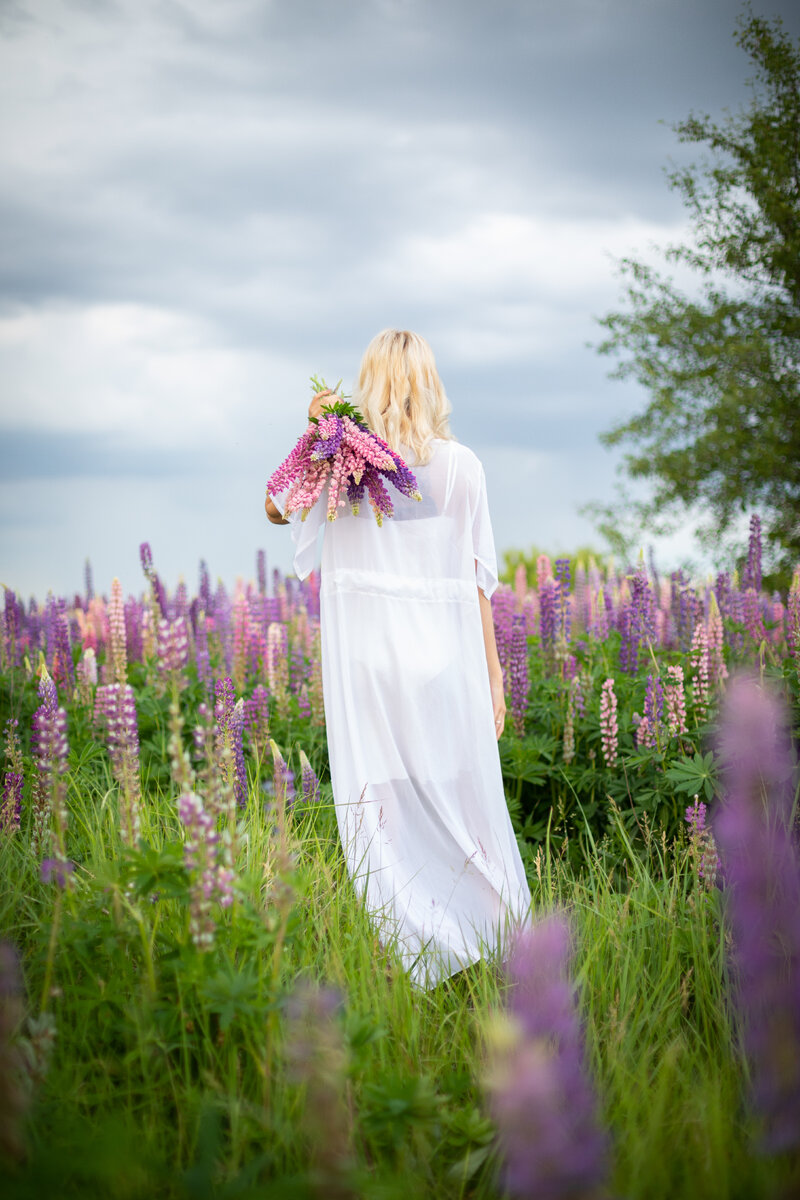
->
[2,0,799,601]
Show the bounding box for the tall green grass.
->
[0,755,791,1199]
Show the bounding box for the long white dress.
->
[275,437,531,987]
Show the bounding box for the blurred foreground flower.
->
[713,674,800,1155]
[486,914,609,1199]
[285,980,355,1199]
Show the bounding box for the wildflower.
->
[76,647,97,709]
[684,796,719,889]
[95,682,142,843]
[508,615,529,737]
[554,558,571,643]
[30,668,70,865]
[706,592,728,686]
[536,554,552,591]
[156,616,189,687]
[486,916,609,1199]
[177,790,234,951]
[599,679,618,768]
[108,577,127,685]
[539,578,557,651]
[40,858,75,887]
[270,739,296,809]
[643,673,665,750]
[285,981,353,1191]
[664,665,688,738]
[690,621,710,720]
[742,514,762,593]
[298,749,320,805]
[244,685,271,758]
[713,676,800,1154]
[1,719,23,834]
[492,586,516,689]
[51,612,74,691]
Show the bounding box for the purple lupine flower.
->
[298,749,320,805]
[195,615,212,700]
[40,857,74,887]
[0,772,23,834]
[139,541,153,576]
[310,413,345,460]
[554,558,571,643]
[742,515,763,593]
[244,684,270,758]
[508,615,529,737]
[742,588,766,643]
[685,796,720,888]
[198,559,212,613]
[256,549,267,597]
[177,790,232,950]
[230,698,247,809]
[630,565,656,643]
[539,578,558,650]
[30,669,69,863]
[3,590,21,667]
[84,558,94,603]
[713,676,800,1155]
[270,739,295,809]
[488,916,609,1199]
[157,616,190,685]
[95,682,142,843]
[618,602,639,675]
[491,586,516,690]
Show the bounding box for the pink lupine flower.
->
[599,678,618,768]
[707,592,728,686]
[108,578,127,685]
[536,554,552,591]
[664,665,688,738]
[690,621,711,719]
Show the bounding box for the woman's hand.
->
[309,389,334,421]
[490,672,506,740]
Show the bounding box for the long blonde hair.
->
[353,329,453,465]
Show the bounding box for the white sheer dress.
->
[274,437,531,987]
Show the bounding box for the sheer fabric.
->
[275,438,531,987]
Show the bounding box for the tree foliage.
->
[595,7,800,582]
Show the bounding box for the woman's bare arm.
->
[478,580,505,740]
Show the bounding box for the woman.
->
[265,329,530,987]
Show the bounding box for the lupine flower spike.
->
[487,916,609,1199]
[713,676,800,1155]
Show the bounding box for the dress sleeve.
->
[271,487,327,582]
[472,461,499,599]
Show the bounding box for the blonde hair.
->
[353,329,453,466]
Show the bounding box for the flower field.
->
[1,521,799,1199]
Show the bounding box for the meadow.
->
[1,522,799,1199]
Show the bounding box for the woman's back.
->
[320,439,498,603]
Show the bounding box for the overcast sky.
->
[2,0,799,601]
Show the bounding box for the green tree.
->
[594,7,800,585]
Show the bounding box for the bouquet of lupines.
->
[267,378,422,526]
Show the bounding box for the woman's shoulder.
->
[435,438,483,475]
